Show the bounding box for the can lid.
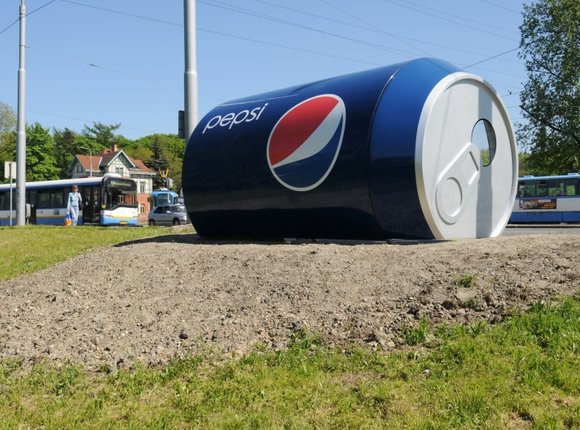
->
[415,72,518,239]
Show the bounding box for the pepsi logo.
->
[267,94,346,191]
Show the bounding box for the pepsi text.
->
[202,103,269,134]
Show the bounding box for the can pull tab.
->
[435,142,481,225]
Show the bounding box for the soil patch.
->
[1,233,578,370]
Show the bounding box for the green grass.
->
[403,318,429,346]
[0,225,194,282]
[0,226,578,428]
[456,273,478,289]
[0,298,577,429]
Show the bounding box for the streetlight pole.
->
[184,0,198,144]
[15,0,27,226]
[87,148,93,177]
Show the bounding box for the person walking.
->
[67,185,82,226]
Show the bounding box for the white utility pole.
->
[184,0,199,144]
[16,0,27,226]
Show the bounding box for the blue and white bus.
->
[0,174,139,226]
[151,188,180,209]
[510,173,580,223]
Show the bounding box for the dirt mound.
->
[1,233,578,370]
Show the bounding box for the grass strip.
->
[0,296,577,429]
[0,225,194,282]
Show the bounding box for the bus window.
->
[0,191,6,210]
[547,180,560,196]
[93,189,100,206]
[125,192,137,206]
[52,190,65,208]
[26,189,37,207]
[518,183,536,197]
[536,181,548,197]
[108,189,137,208]
[151,190,178,208]
[37,191,51,209]
[80,187,89,205]
[104,178,137,208]
[564,180,578,196]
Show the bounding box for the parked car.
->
[148,204,188,226]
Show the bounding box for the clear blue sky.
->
[0,0,527,140]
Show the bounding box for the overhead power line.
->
[65,0,422,61]
[479,0,521,15]
[55,0,522,72]
[318,0,431,57]
[392,0,517,35]
[245,0,518,62]
[463,47,519,69]
[58,0,181,26]
[0,18,19,36]
[199,0,420,58]
[502,90,523,99]
[34,0,523,86]
[0,0,57,35]
[203,0,522,67]
[381,0,518,42]
[201,28,381,66]
[27,46,181,90]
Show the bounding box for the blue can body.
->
[182,58,515,239]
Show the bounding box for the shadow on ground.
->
[114,233,442,247]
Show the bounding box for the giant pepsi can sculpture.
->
[182,58,518,240]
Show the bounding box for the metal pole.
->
[184,0,198,144]
[16,0,26,226]
[9,166,13,226]
[88,148,93,177]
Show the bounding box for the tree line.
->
[0,103,184,190]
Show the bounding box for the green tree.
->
[131,134,185,190]
[164,145,184,191]
[0,102,16,171]
[0,102,16,135]
[53,128,79,178]
[518,152,532,176]
[26,123,59,181]
[518,0,580,174]
[145,136,170,189]
[125,142,152,165]
[82,122,121,150]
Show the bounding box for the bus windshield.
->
[104,178,137,209]
[152,189,179,208]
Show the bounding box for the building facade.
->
[71,145,156,223]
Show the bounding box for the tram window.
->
[0,192,6,210]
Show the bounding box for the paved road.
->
[504,225,580,236]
